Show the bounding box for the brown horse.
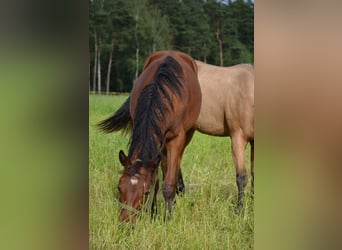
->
[98,51,201,223]
[195,60,254,211]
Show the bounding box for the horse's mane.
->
[128,56,184,163]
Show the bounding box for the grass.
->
[89,94,254,249]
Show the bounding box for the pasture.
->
[89,94,254,249]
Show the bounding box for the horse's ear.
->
[119,150,129,167]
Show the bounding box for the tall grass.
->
[89,94,254,249]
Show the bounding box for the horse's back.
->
[195,61,254,140]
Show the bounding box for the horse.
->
[97,51,201,223]
[98,58,254,216]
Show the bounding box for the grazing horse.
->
[98,51,201,223]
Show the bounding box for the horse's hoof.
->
[163,211,172,222]
[234,204,243,214]
[176,183,185,196]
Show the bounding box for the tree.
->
[89,0,254,93]
[182,0,211,61]
[89,0,110,93]
[204,0,226,65]
[149,6,171,53]
[204,0,253,66]
[108,0,134,91]
[105,37,114,94]
[126,0,150,80]
[230,0,254,63]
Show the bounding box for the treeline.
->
[89,0,254,93]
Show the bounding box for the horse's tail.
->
[97,97,132,134]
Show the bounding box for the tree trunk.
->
[152,15,156,53]
[89,63,90,91]
[93,30,98,92]
[134,3,140,80]
[135,47,139,80]
[106,38,114,95]
[216,26,223,66]
[152,19,156,53]
[97,39,101,94]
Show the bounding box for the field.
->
[89,94,254,249]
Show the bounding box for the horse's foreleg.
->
[161,153,167,180]
[231,132,248,213]
[151,175,159,220]
[162,132,186,219]
[162,150,184,195]
[250,140,254,196]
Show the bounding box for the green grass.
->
[89,94,254,249]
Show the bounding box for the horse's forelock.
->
[121,161,143,176]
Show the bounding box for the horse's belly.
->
[195,112,229,136]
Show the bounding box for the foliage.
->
[89,0,254,91]
[89,95,254,249]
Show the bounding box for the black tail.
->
[97,97,132,134]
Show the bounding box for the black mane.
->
[128,56,184,164]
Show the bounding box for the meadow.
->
[89,94,254,249]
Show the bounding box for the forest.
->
[89,0,254,93]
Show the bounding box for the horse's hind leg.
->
[250,139,254,196]
[231,132,248,213]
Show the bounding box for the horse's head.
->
[117,150,159,223]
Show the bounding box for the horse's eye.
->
[144,190,150,196]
